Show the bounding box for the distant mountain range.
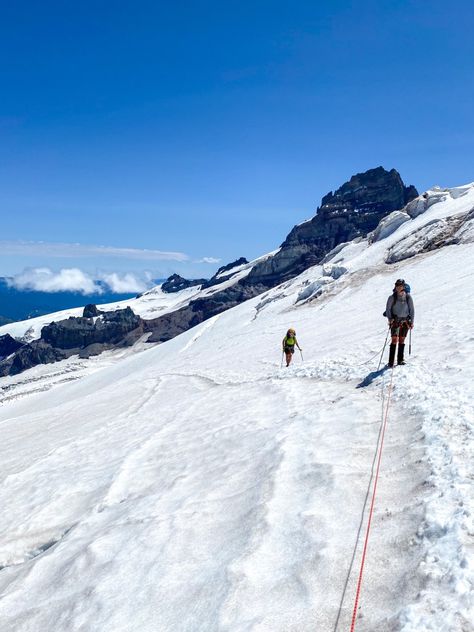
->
[0,278,163,325]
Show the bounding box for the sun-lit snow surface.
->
[0,185,474,631]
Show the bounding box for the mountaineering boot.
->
[388,343,396,368]
[397,343,406,365]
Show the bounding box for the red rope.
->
[349,366,395,631]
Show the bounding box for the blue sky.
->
[1,0,473,290]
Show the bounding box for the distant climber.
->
[385,279,414,367]
[282,328,302,367]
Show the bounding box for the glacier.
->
[0,184,473,631]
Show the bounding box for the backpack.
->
[401,282,411,294]
[383,281,411,316]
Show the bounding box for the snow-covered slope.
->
[0,184,473,631]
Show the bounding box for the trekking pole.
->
[299,349,304,363]
[409,327,412,355]
[280,351,284,368]
[377,327,390,371]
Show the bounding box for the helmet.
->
[288,328,295,334]
[395,279,405,287]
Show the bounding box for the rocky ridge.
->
[0,307,147,376]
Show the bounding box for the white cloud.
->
[0,240,189,262]
[7,268,154,294]
[197,257,221,264]
[8,268,101,294]
[99,272,148,294]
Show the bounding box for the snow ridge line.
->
[350,364,395,631]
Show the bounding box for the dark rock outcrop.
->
[42,307,141,349]
[214,257,248,278]
[83,304,103,318]
[161,274,207,293]
[0,307,145,376]
[2,340,66,376]
[202,257,249,290]
[0,334,24,360]
[246,167,418,286]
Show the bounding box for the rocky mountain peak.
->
[213,257,248,279]
[161,274,207,294]
[246,166,418,286]
[319,166,417,216]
